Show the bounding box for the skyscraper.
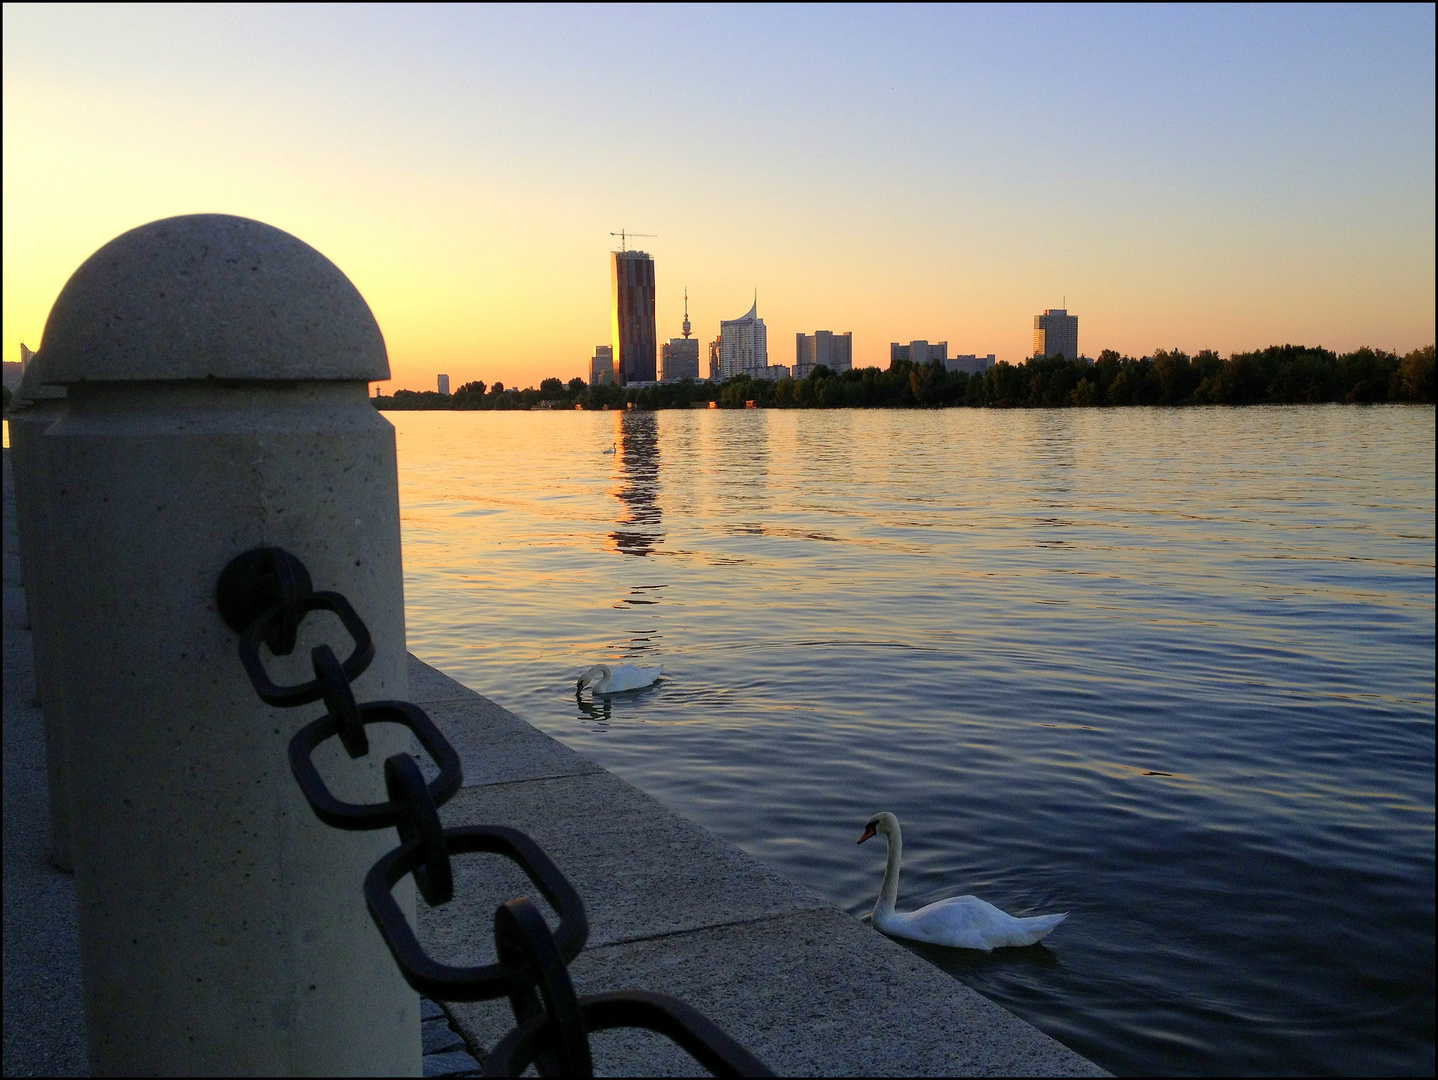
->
[794,330,853,377]
[660,290,700,381]
[1033,309,1079,360]
[611,250,657,385]
[718,297,767,379]
[437,374,450,396]
[590,345,615,385]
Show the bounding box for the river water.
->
[391,405,1434,1077]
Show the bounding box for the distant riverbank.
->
[374,343,1434,413]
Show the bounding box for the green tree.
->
[451,380,486,409]
[1153,348,1196,404]
[1394,345,1435,402]
[1268,349,1338,403]
[1338,347,1398,403]
[718,377,751,408]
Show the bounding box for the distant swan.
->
[576,662,663,695]
[602,443,617,454]
[858,812,1067,950]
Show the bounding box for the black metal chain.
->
[217,547,774,1078]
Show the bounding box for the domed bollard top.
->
[38,215,418,1075]
[39,213,388,383]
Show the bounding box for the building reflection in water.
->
[1029,412,1078,544]
[608,412,663,557]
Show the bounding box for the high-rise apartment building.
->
[590,345,615,386]
[661,339,700,381]
[611,250,657,385]
[719,298,767,379]
[437,374,450,396]
[660,289,701,381]
[1033,309,1079,360]
[890,340,949,365]
[794,330,853,378]
[709,337,722,380]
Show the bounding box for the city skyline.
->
[3,5,1433,392]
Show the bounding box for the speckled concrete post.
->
[7,355,72,870]
[37,215,420,1076]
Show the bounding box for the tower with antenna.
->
[661,286,700,381]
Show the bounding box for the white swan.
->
[576,662,663,695]
[602,443,617,454]
[858,812,1067,950]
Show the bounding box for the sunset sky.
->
[4,4,1434,391]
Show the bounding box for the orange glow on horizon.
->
[4,8,1432,391]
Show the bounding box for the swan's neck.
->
[875,828,902,918]
[580,664,612,692]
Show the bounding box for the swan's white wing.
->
[600,664,663,693]
[887,895,1067,950]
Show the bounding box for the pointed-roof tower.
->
[682,288,691,339]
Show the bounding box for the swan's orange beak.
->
[857,825,876,845]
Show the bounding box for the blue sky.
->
[5,4,1433,388]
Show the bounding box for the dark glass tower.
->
[611,250,657,385]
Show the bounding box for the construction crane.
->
[610,229,656,252]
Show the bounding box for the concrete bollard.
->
[37,214,420,1075]
[7,353,73,870]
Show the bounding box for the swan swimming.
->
[602,443,617,454]
[858,812,1067,950]
[576,662,664,695]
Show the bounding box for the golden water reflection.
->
[607,411,662,558]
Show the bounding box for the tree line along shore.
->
[366,342,1433,412]
[2,345,1430,416]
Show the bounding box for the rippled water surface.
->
[392,406,1435,1077]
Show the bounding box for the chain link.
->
[312,644,368,757]
[495,898,591,1076]
[485,991,776,1078]
[288,700,461,831]
[364,824,588,1001]
[383,754,453,906]
[217,546,774,1077]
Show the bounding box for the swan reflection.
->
[575,695,612,726]
[574,678,666,729]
